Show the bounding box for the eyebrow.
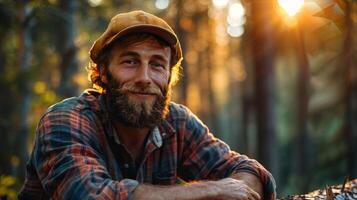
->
[119,51,140,58]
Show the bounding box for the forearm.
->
[133,177,262,200]
[230,172,263,199]
[133,182,218,200]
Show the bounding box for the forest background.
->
[0,0,356,199]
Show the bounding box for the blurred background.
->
[0,0,356,199]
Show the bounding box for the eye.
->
[150,61,167,69]
[152,63,164,68]
[122,59,138,66]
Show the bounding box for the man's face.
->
[101,37,172,128]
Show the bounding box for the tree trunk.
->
[205,12,220,136]
[57,0,79,97]
[250,0,277,178]
[343,1,357,179]
[175,0,188,105]
[0,2,14,176]
[241,37,256,155]
[16,0,33,181]
[293,19,312,193]
[227,42,243,151]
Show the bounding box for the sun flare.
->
[278,0,304,16]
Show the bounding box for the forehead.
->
[110,35,171,56]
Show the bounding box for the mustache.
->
[113,84,164,97]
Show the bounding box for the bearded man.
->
[19,10,276,200]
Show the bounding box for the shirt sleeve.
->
[179,108,276,200]
[32,109,139,200]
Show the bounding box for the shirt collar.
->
[148,127,162,148]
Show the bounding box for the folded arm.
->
[133,177,261,200]
[155,107,276,200]
[31,110,139,200]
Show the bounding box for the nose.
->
[135,63,151,86]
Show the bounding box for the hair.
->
[87,33,182,92]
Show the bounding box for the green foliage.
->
[0,175,17,200]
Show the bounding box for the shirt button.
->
[124,164,129,168]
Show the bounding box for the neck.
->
[114,122,150,145]
[113,122,151,161]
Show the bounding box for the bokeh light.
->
[155,0,169,10]
[227,25,244,37]
[212,0,229,9]
[228,2,245,19]
[226,1,246,37]
[278,0,304,16]
[227,2,246,26]
[227,15,246,27]
[88,0,102,7]
[33,81,46,94]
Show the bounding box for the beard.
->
[105,72,171,129]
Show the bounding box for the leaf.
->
[0,175,16,187]
[313,2,346,31]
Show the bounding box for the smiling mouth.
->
[129,91,157,98]
[130,91,156,95]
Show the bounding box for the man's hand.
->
[133,177,261,200]
[230,172,264,199]
[210,177,261,200]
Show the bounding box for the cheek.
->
[110,67,136,83]
[152,71,170,87]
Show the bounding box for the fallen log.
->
[279,178,357,200]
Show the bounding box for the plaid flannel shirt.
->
[18,89,276,200]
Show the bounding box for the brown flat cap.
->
[89,10,182,67]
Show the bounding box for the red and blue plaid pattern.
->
[19,89,276,200]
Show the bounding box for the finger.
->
[236,187,259,200]
[241,186,260,200]
[248,189,261,200]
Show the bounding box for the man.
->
[19,10,276,200]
